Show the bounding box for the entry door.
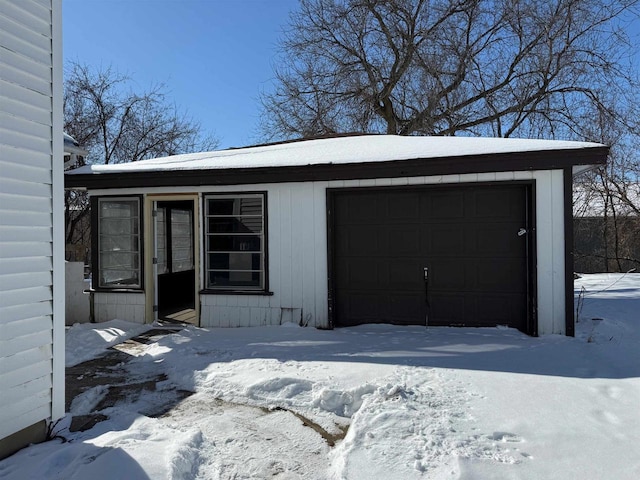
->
[154,200,196,321]
[331,184,533,333]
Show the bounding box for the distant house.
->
[65,135,608,337]
[0,0,65,459]
[63,132,88,170]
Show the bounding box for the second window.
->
[204,193,266,291]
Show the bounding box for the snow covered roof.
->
[65,135,608,190]
[68,135,604,175]
[64,132,88,156]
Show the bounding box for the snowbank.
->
[0,274,638,479]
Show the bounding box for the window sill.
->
[91,287,145,293]
[200,289,274,296]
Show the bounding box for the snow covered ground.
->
[1,273,638,479]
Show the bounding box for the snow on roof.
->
[64,132,89,158]
[66,135,605,175]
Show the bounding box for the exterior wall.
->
[93,292,146,324]
[65,261,90,324]
[534,170,566,334]
[91,168,567,334]
[0,0,64,454]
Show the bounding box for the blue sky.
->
[63,0,299,149]
[64,1,639,151]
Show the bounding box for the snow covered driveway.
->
[1,273,638,479]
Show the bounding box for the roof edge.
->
[65,146,609,190]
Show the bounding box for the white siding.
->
[93,292,146,324]
[93,168,567,334]
[0,0,63,441]
[534,170,566,334]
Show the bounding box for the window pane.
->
[100,200,138,218]
[207,217,262,234]
[101,252,139,269]
[205,194,265,290]
[208,270,262,288]
[99,198,140,288]
[171,208,193,272]
[101,218,139,235]
[208,252,261,270]
[156,208,167,274]
[101,270,140,286]
[101,235,137,252]
[208,197,262,216]
[207,234,262,252]
[207,199,236,216]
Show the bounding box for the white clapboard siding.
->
[0,313,51,339]
[0,79,52,115]
[0,240,52,259]
[0,159,52,185]
[0,327,51,357]
[0,342,52,378]
[0,284,52,310]
[0,209,52,229]
[0,0,63,443]
[0,398,50,440]
[0,144,52,169]
[0,256,52,275]
[0,357,50,391]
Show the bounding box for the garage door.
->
[331,184,532,332]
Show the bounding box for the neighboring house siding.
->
[0,0,64,452]
[89,168,567,335]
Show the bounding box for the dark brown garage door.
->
[330,184,533,333]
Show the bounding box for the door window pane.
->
[98,198,141,288]
[171,208,194,272]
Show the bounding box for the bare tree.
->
[262,0,639,141]
[574,134,640,272]
[64,63,218,261]
[263,0,640,273]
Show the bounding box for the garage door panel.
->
[429,294,466,325]
[470,187,524,219]
[387,193,420,221]
[336,193,380,224]
[338,292,381,323]
[472,224,523,256]
[387,225,421,255]
[332,185,530,331]
[469,294,526,329]
[471,259,526,291]
[341,224,380,255]
[431,225,465,255]
[338,257,380,289]
[429,259,468,290]
[430,191,465,218]
[385,293,425,324]
[388,259,424,290]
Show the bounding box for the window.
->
[156,203,194,274]
[97,197,141,288]
[205,193,266,291]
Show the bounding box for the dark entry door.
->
[331,184,532,332]
[156,200,195,319]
